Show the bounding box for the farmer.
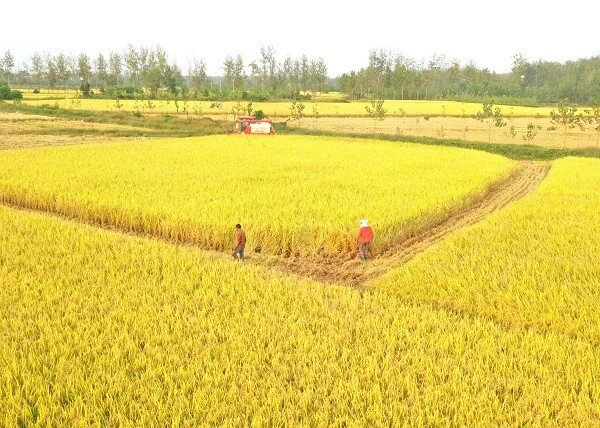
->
[357,219,374,261]
[232,223,247,260]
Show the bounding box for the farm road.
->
[1,161,550,289]
[252,161,551,288]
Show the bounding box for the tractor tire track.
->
[251,161,551,288]
[0,161,551,289]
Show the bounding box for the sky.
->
[2,0,599,77]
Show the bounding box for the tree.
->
[366,49,390,96]
[78,53,92,95]
[259,45,276,91]
[108,51,122,86]
[290,100,305,125]
[163,63,182,95]
[95,54,108,89]
[550,99,585,148]
[2,50,15,85]
[44,53,58,90]
[223,55,236,90]
[31,52,44,90]
[232,55,245,91]
[300,55,310,92]
[584,102,600,147]
[188,58,207,93]
[475,101,506,143]
[365,98,387,132]
[223,54,244,91]
[511,53,530,90]
[309,58,328,93]
[124,45,140,87]
[55,54,70,89]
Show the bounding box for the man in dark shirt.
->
[232,224,247,260]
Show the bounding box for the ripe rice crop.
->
[17,98,557,118]
[1,205,598,426]
[376,157,600,345]
[0,135,515,257]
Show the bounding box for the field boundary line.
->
[250,161,551,288]
[0,161,551,288]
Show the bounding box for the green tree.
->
[290,100,305,125]
[584,102,600,147]
[124,45,140,87]
[365,98,387,132]
[550,99,585,148]
[44,53,58,90]
[108,51,122,87]
[475,101,506,143]
[163,63,182,95]
[77,53,92,95]
[55,54,70,89]
[259,45,277,91]
[31,52,44,91]
[95,54,108,89]
[223,54,244,91]
[309,57,328,93]
[188,58,207,93]
[1,50,15,85]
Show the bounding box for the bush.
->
[0,84,10,100]
[105,86,144,99]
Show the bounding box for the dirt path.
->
[0,161,550,288]
[246,161,551,288]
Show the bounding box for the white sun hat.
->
[360,219,369,227]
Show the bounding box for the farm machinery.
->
[227,115,275,135]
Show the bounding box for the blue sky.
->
[2,0,599,77]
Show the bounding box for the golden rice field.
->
[0,135,515,258]
[18,88,80,99]
[2,110,600,425]
[1,203,599,426]
[0,112,151,150]
[16,98,558,118]
[293,116,600,150]
[12,96,600,150]
[0,112,153,135]
[376,157,600,345]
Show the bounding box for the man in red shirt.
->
[232,223,247,260]
[358,219,374,261]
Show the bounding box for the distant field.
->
[0,112,153,135]
[11,97,600,151]
[16,98,559,118]
[0,111,151,150]
[292,116,600,150]
[17,88,79,99]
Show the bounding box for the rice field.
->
[2,108,599,426]
[376,157,600,345]
[16,98,558,118]
[0,135,515,258]
[10,96,600,151]
[293,116,600,150]
[1,204,598,426]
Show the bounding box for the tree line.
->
[0,45,328,101]
[0,47,598,104]
[339,51,600,105]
